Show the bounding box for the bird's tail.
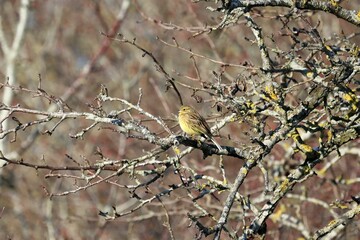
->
[210,138,223,151]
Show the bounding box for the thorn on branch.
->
[99,84,108,97]
[130,191,142,200]
[98,210,108,217]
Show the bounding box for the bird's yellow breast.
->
[179,118,198,135]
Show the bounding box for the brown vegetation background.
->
[0,1,359,239]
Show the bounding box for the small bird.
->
[178,105,222,151]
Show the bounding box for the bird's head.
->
[179,105,193,114]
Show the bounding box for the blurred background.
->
[0,0,359,239]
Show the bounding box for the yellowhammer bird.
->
[178,105,222,151]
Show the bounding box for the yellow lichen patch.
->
[330,0,339,7]
[240,167,248,175]
[230,116,237,122]
[351,102,358,111]
[324,44,333,52]
[327,130,333,143]
[199,184,207,190]
[318,121,328,128]
[222,178,228,185]
[316,167,327,177]
[303,164,312,174]
[247,159,255,164]
[306,71,315,78]
[327,219,338,227]
[270,204,286,222]
[265,85,279,101]
[298,143,313,153]
[342,92,359,117]
[350,45,359,57]
[289,130,300,139]
[343,93,356,102]
[173,146,181,155]
[330,200,348,209]
[290,129,317,154]
[279,178,290,193]
[245,100,257,114]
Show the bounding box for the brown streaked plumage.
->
[178,105,222,150]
